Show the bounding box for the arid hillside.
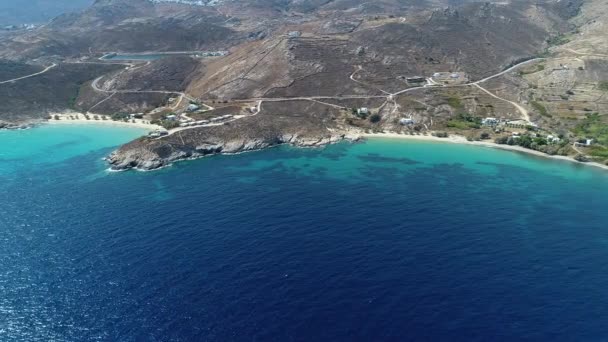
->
[3,0,608,167]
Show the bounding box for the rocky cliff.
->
[107,102,360,170]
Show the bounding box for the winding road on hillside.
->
[88,75,202,113]
[89,54,579,135]
[0,63,57,85]
[560,48,608,59]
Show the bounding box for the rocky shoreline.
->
[106,117,361,171]
[107,133,360,171]
[106,125,608,172]
[0,120,37,130]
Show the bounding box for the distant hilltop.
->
[0,0,93,25]
[149,0,223,6]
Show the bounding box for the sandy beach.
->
[364,132,608,172]
[38,114,608,172]
[47,112,162,130]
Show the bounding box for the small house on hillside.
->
[406,76,426,84]
[399,118,415,125]
[357,107,369,115]
[576,139,594,147]
[482,117,499,126]
[187,104,200,112]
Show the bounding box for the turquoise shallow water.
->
[0,124,148,175]
[1,126,608,341]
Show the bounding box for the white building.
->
[357,107,369,115]
[187,104,200,112]
[482,117,499,126]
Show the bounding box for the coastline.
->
[364,132,608,172]
[47,112,161,130]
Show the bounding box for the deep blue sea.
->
[2,125,608,341]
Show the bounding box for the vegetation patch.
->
[68,83,84,109]
[530,100,552,117]
[573,113,608,145]
[495,134,571,155]
[588,146,608,160]
[447,97,463,109]
[520,64,545,76]
[546,34,570,47]
[111,112,130,121]
[598,81,608,91]
[446,112,481,129]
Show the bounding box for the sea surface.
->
[1,124,608,341]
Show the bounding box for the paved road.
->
[0,63,57,85]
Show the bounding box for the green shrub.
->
[446,112,482,129]
[530,101,551,117]
[369,114,381,123]
[447,97,462,109]
[111,112,130,121]
[573,113,608,145]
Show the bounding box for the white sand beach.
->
[47,112,162,130]
[364,132,608,172]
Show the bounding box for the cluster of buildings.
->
[194,51,229,58]
[149,130,169,138]
[546,135,562,144]
[481,117,539,130]
[178,115,233,127]
[431,72,468,85]
[149,0,223,7]
[399,71,468,86]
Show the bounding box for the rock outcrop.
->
[107,105,360,171]
[107,129,359,171]
[0,120,35,130]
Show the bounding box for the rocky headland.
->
[107,105,361,170]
